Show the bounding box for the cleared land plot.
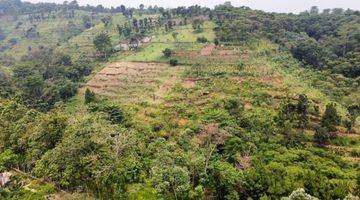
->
[84,61,183,104]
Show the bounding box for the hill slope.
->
[0,2,359,200]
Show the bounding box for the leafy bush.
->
[162,48,173,58]
[93,33,113,58]
[170,58,178,66]
[0,150,18,171]
[214,38,220,46]
[33,116,122,196]
[321,103,341,132]
[84,88,96,104]
[197,36,208,43]
[88,101,126,124]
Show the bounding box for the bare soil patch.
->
[153,74,179,103]
[182,77,199,89]
[84,61,179,103]
[200,44,216,56]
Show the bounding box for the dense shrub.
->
[197,36,208,43]
[84,88,96,104]
[163,48,173,58]
[170,58,178,66]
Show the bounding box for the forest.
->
[0,0,359,199]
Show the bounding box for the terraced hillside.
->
[81,37,359,162]
[1,2,359,199]
[0,10,106,60]
[84,61,183,103]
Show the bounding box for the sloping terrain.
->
[84,36,360,163]
[84,61,183,103]
[0,10,105,60]
[1,2,359,199]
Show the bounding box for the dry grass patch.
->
[84,61,183,104]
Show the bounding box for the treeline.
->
[1,0,100,16]
[0,0,211,18]
[93,5,210,58]
[0,47,93,111]
[214,5,360,78]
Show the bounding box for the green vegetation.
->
[0,1,359,200]
[93,33,113,58]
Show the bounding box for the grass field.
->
[56,13,129,59]
[0,10,105,60]
[118,21,216,62]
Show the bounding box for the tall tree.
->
[297,94,309,129]
[321,103,341,132]
[93,33,112,58]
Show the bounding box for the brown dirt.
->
[178,119,187,126]
[200,44,216,56]
[182,77,198,89]
[174,50,199,59]
[153,74,179,103]
[218,49,236,56]
[325,145,359,158]
[336,132,360,138]
[84,61,171,102]
[235,155,252,170]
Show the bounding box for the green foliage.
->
[224,98,244,119]
[172,31,179,41]
[314,125,330,146]
[210,161,242,199]
[202,108,233,126]
[214,38,220,46]
[242,149,356,199]
[8,49,92,110]
[127,184,158,200]
[189,185,205,200]
[84,88,95,104]
[0,150,18,172]
[88,101,126,124]
[0,181,57,200]
[0,100,39,153]
[346,105,360,132]
[290,37,328,68]
[25,110,68,166]
[197,36,208,43]
[82,15,92,29]
[56,54,72,66]
[162,48,173,58]
[296,94,309,129]
[93,33,113,58]
[151,165,190,199]
[0,69,13,98]
[101,15,112,27]
[214,6,360,78]
[192,19,204,32]
[33,115,123,197]
[169,58,178,66]
[0,2,359,200]
[321,103,341,132]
